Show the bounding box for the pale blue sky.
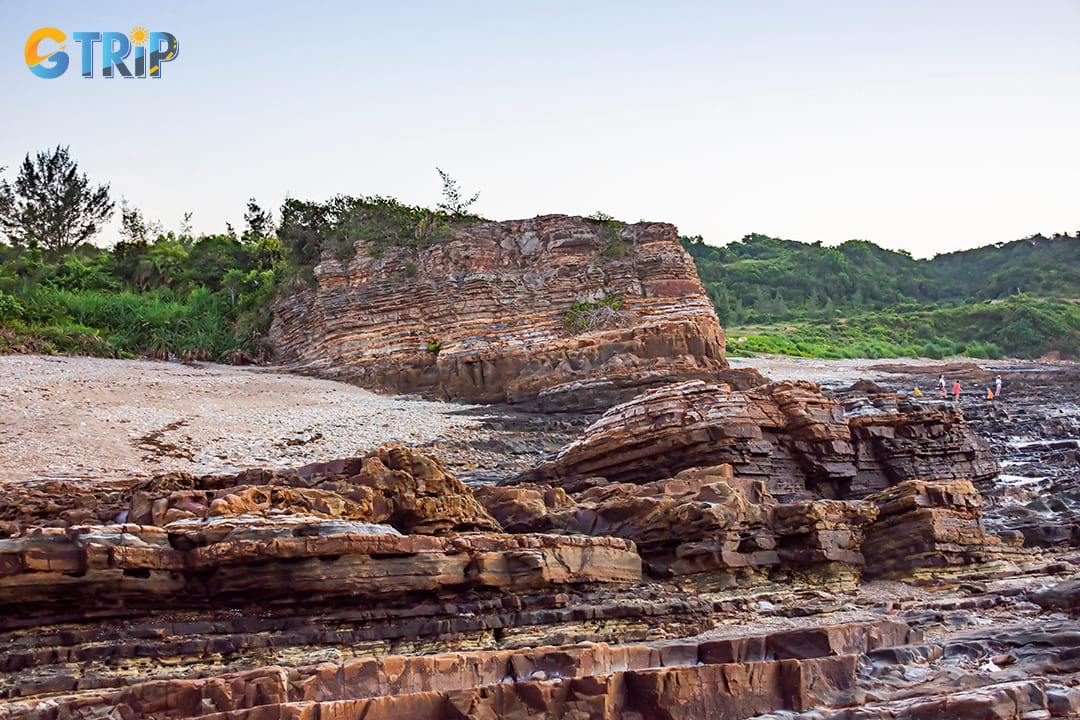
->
[2,1,1077,256]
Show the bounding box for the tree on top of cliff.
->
[435,168,479,218]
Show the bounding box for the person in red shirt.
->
[952,380,961,402]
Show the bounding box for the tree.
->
[0,167,9,231]
[435,167,479,217]
[119,199,162,245]
[179,211,194,241]
[244,198,273,240]
[0,146,114,254]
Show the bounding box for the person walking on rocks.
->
[986,387,994,405]
[995,375,1002,397]
[938,374,947,398]
[952,380,961,402]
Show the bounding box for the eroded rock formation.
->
[130,444,502,536]
[3,441,1078,719]
[270,215,728,410]
[862,479,1028,580]
[477,466,877,590]
[516,380,999,500]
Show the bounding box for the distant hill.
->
[683,232,1080,359]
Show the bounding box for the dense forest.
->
[684,233,1080,359]
[0,229,283,361]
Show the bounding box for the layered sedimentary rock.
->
[0,522,641,624]
[516,381,999,500]
[270,215,728,409]
[130,444,502,536]
[846,395,1000,496]
[4,438,1079,719]
[861,479,1027,580]
[477,465,877,590]
[1,619,912,720]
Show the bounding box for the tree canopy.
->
[0,146,114,254]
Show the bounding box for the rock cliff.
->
[270,215,727,409]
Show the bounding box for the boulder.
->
[479,465,877,589]
[861,480,1021,580]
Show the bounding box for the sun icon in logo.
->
[129,26,149,46]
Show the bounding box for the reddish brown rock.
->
[861,479,1028,580]
[269,215,728,410]
[128,445,501,536]
[0,619,908,720]
[846,395,1000,496]
[515,381,998,501]
[0,523,641,626]
[478,465,877,589]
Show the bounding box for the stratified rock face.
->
[516,381,999,500]
[476,466,877,590]
[861,479,1026,580]
[270,215,727,409]
[129,445,502,537]
[847,395,1001,496]
[0,523,641,625]
[0,619,911,720]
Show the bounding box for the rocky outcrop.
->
[0,619,911,720]
[516,381,999,500]
[270,215,728,410]
[2,439,1079,719]
[477,465,877,590]
[861,479,1027,580]
[0,518,642,623]
[129,445,502,536]
[847,395,1000,496]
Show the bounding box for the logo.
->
[26,27,179,79]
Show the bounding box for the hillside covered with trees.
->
[684,233,1080,359]
[1,145,1077,362]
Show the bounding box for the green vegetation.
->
[685,233,1080,359]
[564,296,624,332]
[0,231,282,361]
[0,190,479,362]
[0,149,491,363]
[586,211,629,258]
[279,193,482,272]
[2,146,1076,364]
[435,168,480,218]
[0,146,114,255]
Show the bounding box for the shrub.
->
[564,296,625,332]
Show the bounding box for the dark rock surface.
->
[856,361,1080,550]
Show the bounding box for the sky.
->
[1,1,1078,257]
